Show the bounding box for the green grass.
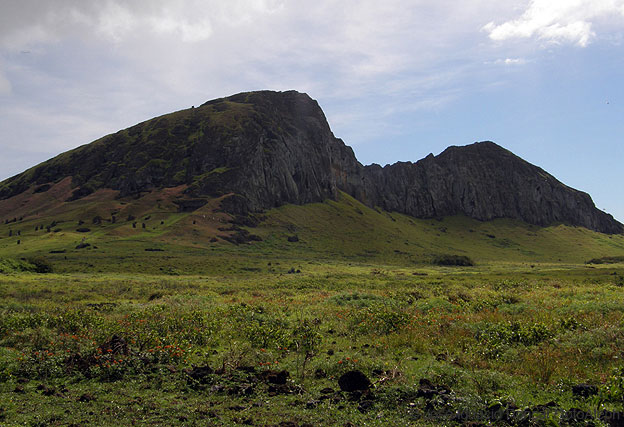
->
[1,193,624,425]
[3,191,622,276]
[1,264,624,425]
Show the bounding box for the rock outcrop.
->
[0,90,620,234]
[360,142,622,234]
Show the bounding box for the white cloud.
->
[0,0,287,48]
[494,57,527,65]
[96,2,138,42]
[483,0,624,47]
[0,0,520,173]
[148,15,212,42]
[4,0,605,178]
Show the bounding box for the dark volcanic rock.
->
[185,365,214,383]
[0,90,620,234]
[338,370,371,392]
[360,141,622,234]
[259,370,289,385]
[572,383,598,398]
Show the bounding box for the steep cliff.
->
[0,90,620,234]
[361,142,622,234]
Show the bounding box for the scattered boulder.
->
[314,369,327,379]
[227,384,254,396]
[148,292,164,301]
[416,378,451,399]
[185,366,214,384]
[37,385,56,396]
[260,370,289,385]
[306,399,320,409]
[268,383,296,396]
[358,399,374,413]
[572,383,598,398]
[78,393,96,402]
[338,370,371,392]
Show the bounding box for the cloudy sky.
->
[1,0,623,221]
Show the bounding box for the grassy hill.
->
[1,189,623,274]
[2,189,624,426]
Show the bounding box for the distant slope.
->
[0,90,621,234]
[257,192,624,265]
[0,191,623,274]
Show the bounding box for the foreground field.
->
[2,262,624,426]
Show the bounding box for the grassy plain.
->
[2,263,624,426]
[1,195,624,425]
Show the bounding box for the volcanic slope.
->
[0,90,622,272]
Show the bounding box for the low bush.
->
[23,257,53,273]
[0,257,52,274]
[586,256,624,264]
[432,254,475,266]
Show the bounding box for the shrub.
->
[350,305,411,335]
[24,257,53,273]
[475,321,552,358]
[433,254,474,266]
[330,292,385,307]
[586,256,624,264]
[0,258,50,274]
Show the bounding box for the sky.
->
[1,0,623,221]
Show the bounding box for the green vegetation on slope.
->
[254,192,624,265]
[1,191,624,275]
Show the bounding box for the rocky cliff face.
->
[0,90,621,234]
[360,142,622,234]
[0,90,361,213]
